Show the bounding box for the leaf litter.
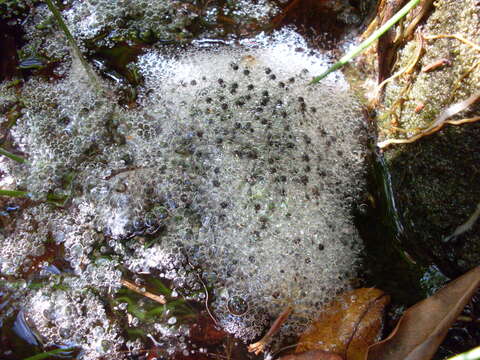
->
[293,288,389,360]
[278,266,480,360]
[367,265,480,360]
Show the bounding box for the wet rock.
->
[376,0,480,277]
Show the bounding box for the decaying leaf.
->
[296,288,390,360]
[367,265,480,360]
[281,350,344,360]
[189,315,227,345]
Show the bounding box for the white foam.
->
[1,24,367,355]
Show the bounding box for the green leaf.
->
[115,296,146,320]
[145,305,166,317]
[148,278,172,297]
[22,347,76,360]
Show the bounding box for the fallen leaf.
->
[296,288,390,360]
[367,266,480,360]
[281,350,344,360]
[189,315,227,345]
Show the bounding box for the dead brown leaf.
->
[189,315,227,346]
[296,288,390,360]
[367,266,480,360]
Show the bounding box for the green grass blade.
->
[146,305,166,317]
[0,146,26,163]
[22,347,76,360]
[149,278,173,296]
[0,189,67,206]
[43,0,103,93]
[0,189,30,198]
[311,0,421,83]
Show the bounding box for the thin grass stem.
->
[0,189,30,198]
[44,0,103,93]
[311,0,421,83]
[0,189,68,206]
[23,347,77,360]
[0,147,27,163]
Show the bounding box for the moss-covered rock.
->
[377,0,480,277]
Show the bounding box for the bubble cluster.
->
[1,20,368,357]
[129,31,367,338]
[24,284,123,358]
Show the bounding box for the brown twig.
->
[248,306,293,355]
[451,61,480,95]
[121,278,166,304]
[422,58,451,72]
[378,92,480,149]
[403,0,434,40]
[424,34,480,51]
[373,32,424,102]
[196,269,218,325]
[362,0,388,39]
[377,0,408,84]
[185,258,218,325]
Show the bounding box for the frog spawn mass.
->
[0,30,367,357]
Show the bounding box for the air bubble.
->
[228,296,248,316]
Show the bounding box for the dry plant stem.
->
[373,32,424,100]
[443,201,480,243]
[378,117,480,148]
[248,306,293,355]
[383,81,412,127]
[428,92,480,129]
[185,258,217,324]
[446,117,480,126]
[451,61,480,95]
[360,0,392,40]
[424,34,480,52]
[403,0,434,40]
[446,346,480,360]
[377,92,480,149]
[120,278,166,305]
[361,17,380,41]
[424,33,480,96]
[195,268,218,324]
